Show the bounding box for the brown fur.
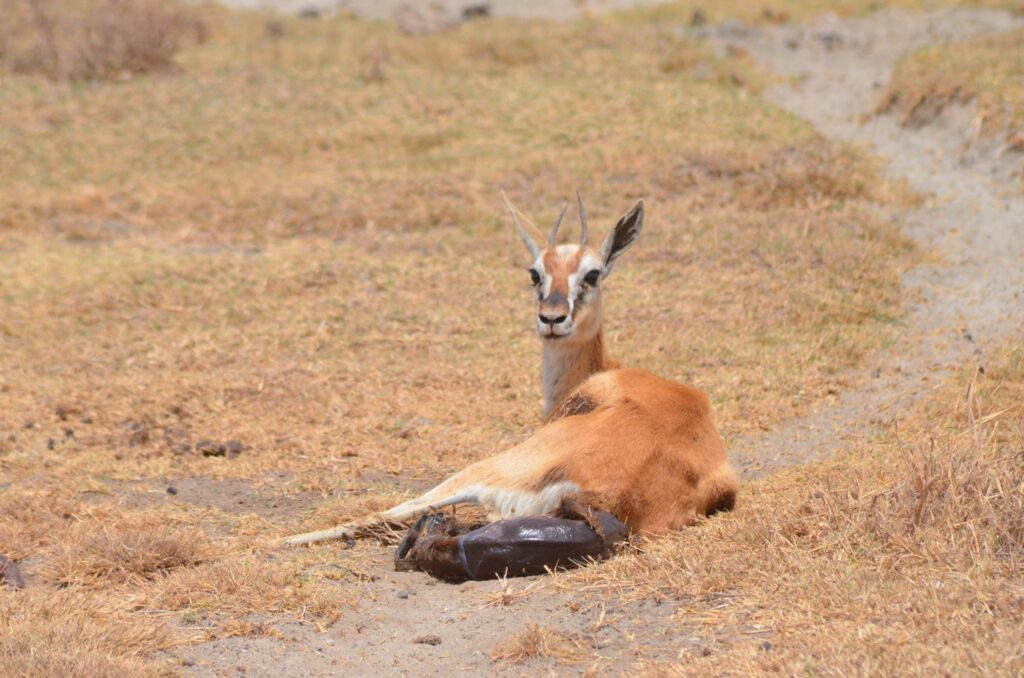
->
[531,369,736,533]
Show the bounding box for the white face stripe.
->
[568,252,605,307]
[532,253,551,300]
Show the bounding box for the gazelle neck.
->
[542,330,610,417]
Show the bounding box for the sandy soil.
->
[172,6,1024,675]
[215,0,666,21]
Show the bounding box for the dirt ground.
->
[166,5,1023,675]
[219,0,667,21]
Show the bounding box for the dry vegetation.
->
[491,623,582,664]
[879,27,1024,155]
[0,1,1016,674]
[0,0,205,80]
[552,345,1024,674]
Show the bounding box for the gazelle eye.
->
[529,269,541,286]
[583,270,601,286]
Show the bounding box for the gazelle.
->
[285,194,737,545]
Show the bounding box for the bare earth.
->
[173,5,1024,676]
[215,0,667,21]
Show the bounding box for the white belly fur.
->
[469,481,580,519]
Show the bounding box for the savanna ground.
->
[0,1,1022,675]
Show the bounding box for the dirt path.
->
[216,0,667,21]
[175,7,1024,676]
[714,8,1024,478]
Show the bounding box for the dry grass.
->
[878,27,1024,153]
[491,623,581,664]
[559,344,1024,674]
[0,0,205,80]
[0,591,169,677]
[42,523,214,587]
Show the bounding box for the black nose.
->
[538,313,568,326]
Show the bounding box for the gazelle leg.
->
[283,483,482,546]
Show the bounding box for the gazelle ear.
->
[599,200,644,277]
[502,192,543,259]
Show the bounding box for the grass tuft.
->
[491,623,580,664]
[42,523,215,587]
[0,0,204,81]
[878,27,1024,151]
[0,591,170,678]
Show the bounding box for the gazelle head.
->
[504,193,644,344]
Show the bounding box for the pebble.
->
[197,440,226,457]
[0,555,25,589]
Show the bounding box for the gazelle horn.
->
[502,191,541,259]
[548,202,569,248]
[577,191,588,247]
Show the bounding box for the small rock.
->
[396,590,409,599]
[225,440,244,458]
[23,420,34,430]
[46,439,55,451]
[55,405,70,421]
[412,634,442,646]
[462,4,490,20]
[167,486,178,495]
[81,416,93,424]
[197,440,226,457]
[817,31,844,50]
[63,428,74,439]
[173,443,192,455]
[0,554,25,589]
[125,421,149,446]
[701,646,712,657]
[760,640,773,652]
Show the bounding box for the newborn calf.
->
[394,508,628,582]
